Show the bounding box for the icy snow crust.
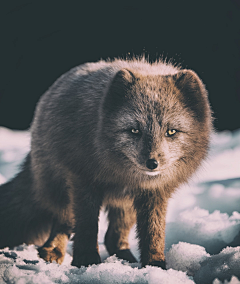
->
[0,127,240,284]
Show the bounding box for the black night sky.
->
[0,1,240,131]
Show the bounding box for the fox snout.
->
[144,158,161,176]
[146,159,158,170]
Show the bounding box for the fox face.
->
[97,68,212,190]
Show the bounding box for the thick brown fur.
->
[0,59,212,268]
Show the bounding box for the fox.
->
[0,58,212,268]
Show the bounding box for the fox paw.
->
[146,260,166,269]
[38,233,68,264]
[71,251,101,267]
[38,245,65,264]
[115,249,137,263]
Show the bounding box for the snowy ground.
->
[0,126,240,284]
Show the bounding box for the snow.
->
[0,126,240,284]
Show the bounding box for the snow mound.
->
[166,208,240,254]
[0,245,193,284]
[166,242,240,283]
[166,242,210,275]
[194,246,240,284]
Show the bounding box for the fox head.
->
[96,67,212,191]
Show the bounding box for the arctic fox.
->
[0,59,212,268]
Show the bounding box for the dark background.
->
[0,1,240,131]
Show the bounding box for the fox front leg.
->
[71,187,102,267]
[134,191,168,269]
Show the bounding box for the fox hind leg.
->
[38,219,72,264]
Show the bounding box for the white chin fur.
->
[145,171,160,176]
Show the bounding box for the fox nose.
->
[146,159,158,170]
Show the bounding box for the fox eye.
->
[165,129,177,137]
[131,128,140,134]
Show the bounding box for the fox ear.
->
[104,68,136,111]
[103,68,136,118]
[173,69,206,95]
[173,69,210,122]
[114,68,135,84]
[109,68,135,97]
